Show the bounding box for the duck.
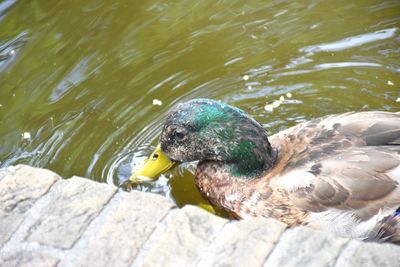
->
[130,98,400,244]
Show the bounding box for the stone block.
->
[197,218,286,267]
[335,240,400,267]
[0,248,59,267]
[264,226,348,267]
[0,165,60,246]
[26,176,116,249]
[67,190,174,267]
[132,205,227,267]
[0,165,15,182]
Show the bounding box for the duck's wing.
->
[366,212,400,244]
[270,111,400,220]
[275,146,400,219]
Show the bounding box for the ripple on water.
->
[0,31,28,72]
[300,28,398,54]
[0,0,399,210]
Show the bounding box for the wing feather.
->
[270,111,400,220]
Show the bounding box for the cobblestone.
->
[26,176,116,249]
[0,165,60,246]
[0,165,398,267]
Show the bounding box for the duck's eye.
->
[172,130,185,141]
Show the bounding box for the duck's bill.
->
[129,144,178,183]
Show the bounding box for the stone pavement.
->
[0,165,399,267]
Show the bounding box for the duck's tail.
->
[366,208,400,245]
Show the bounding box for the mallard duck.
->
[131,98,400,244]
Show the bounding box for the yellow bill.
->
[129,144,178,183]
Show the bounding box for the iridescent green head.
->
[160,99,276,177]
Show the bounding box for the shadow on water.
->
[0,0,399,208]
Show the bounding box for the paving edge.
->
[0,164,399,267]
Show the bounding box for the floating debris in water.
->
[0,104,2,107]
[264,93,299,112]
[152,99,162,106]
[242,75,249,81]
[272,100,282,108]
[264,104,274,112]
[396,97,400,103]
[264,100,282,112]
[22,132,31,139]
[387,80,394,86]
[10,50,15,55]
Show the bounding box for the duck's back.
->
[268,111,400,241]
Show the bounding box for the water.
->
[0,0,399,208]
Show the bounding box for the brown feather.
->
[194,111,400,241]
[366,214,400,244]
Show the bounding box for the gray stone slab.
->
[0,248,59,267]
[132,205,227,267]
[0,165,60,246]
[196,218,287,267]
[264,226,348,267]
[68,190,174,267]
[334,240,400,267]
[0,165,16,182]
[26,176,116,249]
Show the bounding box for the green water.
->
[0,0,399,207]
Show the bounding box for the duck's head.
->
[130,99,276,181]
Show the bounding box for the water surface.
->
[0,0,399,207]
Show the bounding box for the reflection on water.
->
[301,28,398,54]
[0,0,399,207]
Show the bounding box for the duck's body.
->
[133,99,400,244]
[194,111,400,242]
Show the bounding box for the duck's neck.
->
[224,125,277,178]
